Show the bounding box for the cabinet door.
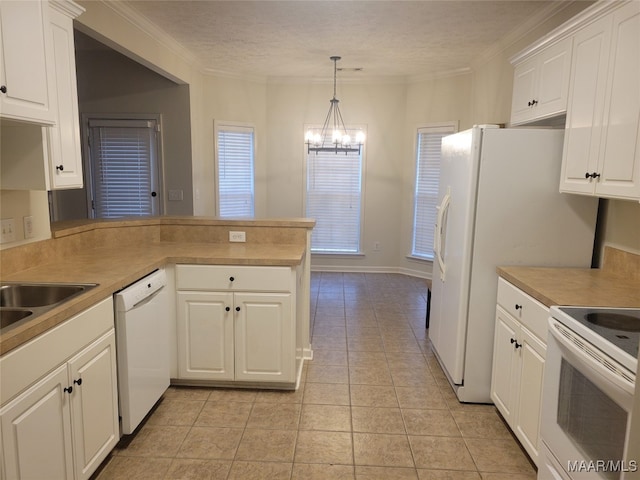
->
[46,6,83,189]
[560,15,612,194]
[533,38,572,120]
[596,2,640,199]
[490,306,519,424]
[510,38,571,125]
[0,365,74,480]
[514,327,546,466]
[177,291,234,381]
[68,330,119,480]
[234,292,294,383]
[0,0,55,124]
[511,57,538,124]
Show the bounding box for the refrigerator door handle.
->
[435,188,450,282]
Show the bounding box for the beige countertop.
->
[0,241,307,355]
[497,265,640,308]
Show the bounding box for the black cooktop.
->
[557,307,640,359]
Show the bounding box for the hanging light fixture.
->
[305,56,365,155]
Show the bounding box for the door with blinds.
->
[86,117,162,218]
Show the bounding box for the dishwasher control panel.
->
[115,268,166,311]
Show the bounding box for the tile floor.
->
[95,272,537,480]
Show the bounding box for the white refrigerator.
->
[428,125,598,403]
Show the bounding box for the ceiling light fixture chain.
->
[305,56,365,155]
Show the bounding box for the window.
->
[411,123,457,259]
[215,122,255,217]
[86,117,161,219]
[305,128,364,253]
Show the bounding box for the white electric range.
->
[539,306,640,480]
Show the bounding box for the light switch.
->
[1,218,15,243]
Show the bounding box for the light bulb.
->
[313,133,322,145]
[342,134,351,145]
[356,131,365,143]
[305,130,314,142]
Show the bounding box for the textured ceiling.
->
[120,0,573,80]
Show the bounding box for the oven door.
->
[540,318,635,480]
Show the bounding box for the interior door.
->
[86,116,162,218]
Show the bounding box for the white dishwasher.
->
[114,268,170,435]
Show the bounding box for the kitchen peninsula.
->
[0,216,315,370]
[0,216,314,479]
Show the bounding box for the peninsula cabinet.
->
[490,278,548,467]
[0,298,119,480]
[560,1,640,200]
[510,37,572,126]
[0,0,55,125]
[175,265,296,386]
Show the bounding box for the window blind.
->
[216,124,254,217]
[88,119,157,219]
[412,124,456,259]
[306,135,363,253]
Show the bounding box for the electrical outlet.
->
[1,218,16,243]
[229,231,246,242]
[23,216,34,239]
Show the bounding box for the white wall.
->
[265,80,414,272]
[195,75,267,217]
[4,0,637,273]
[398,73,473,276]
[0,190,51,249]
[53,31,194,219]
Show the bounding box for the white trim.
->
[471,0,579,70]
[508,0,627,65]
[410,121,458,259]
[213,120,256,218]
[49,0,84,19]
[406,254,433,263]
[77,1,197,84]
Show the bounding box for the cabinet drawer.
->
[497,278,549,342]
[175,265,292,292]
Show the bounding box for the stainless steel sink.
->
[0,283,96,308]
[0,308,34,329]
[0,282,97,333]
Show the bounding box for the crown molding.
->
[470,0,586,70]
[97,0,201,71]
[50,0,85,19]
[508,0,625,65]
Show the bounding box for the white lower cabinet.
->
[491,278,548,467]
[0,298,119,480]
[175,265,296,385]
[0,365,73,480]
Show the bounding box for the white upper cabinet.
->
[0,0,56,125]
[46,0,84,189]
[510,37,572,126]
[560,1,640,200]
[0,0,85,191]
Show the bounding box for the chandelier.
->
[305,56,365,155]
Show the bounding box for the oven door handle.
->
[549,318,636,395]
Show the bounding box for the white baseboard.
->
[310,264,432,280]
